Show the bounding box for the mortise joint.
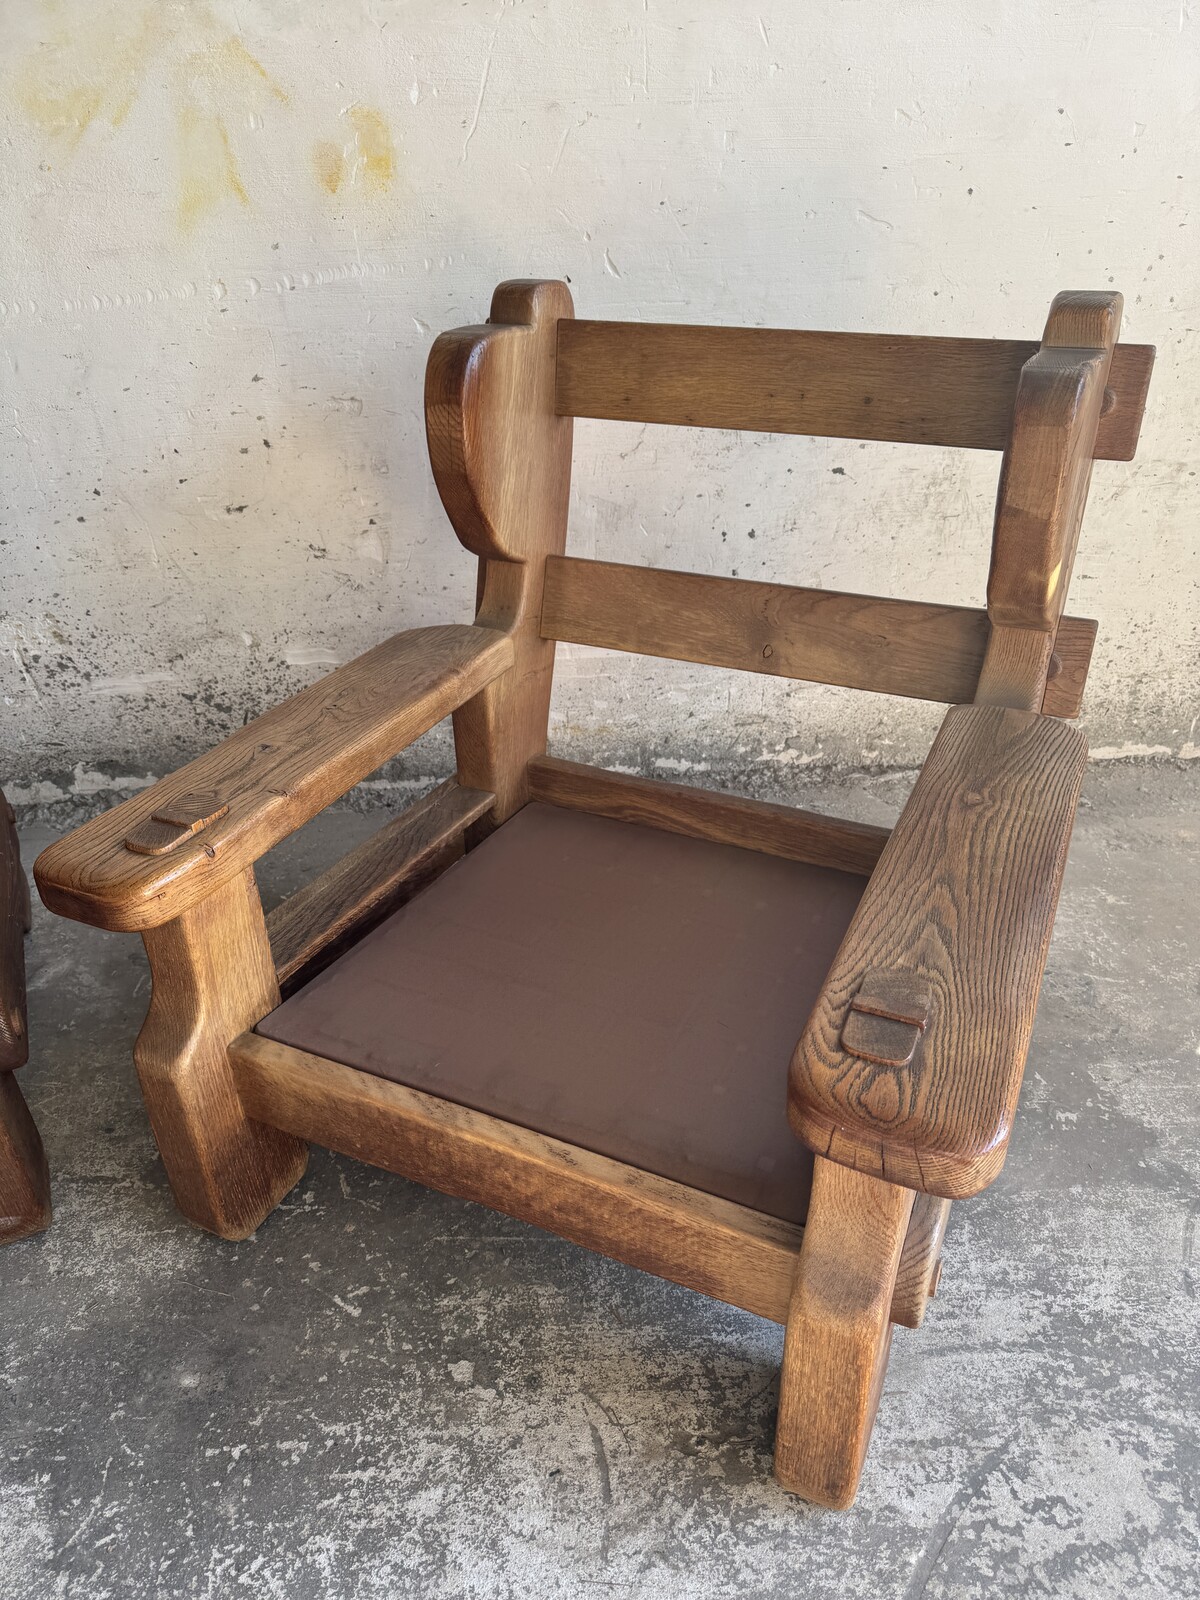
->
[125,791,230,857]
[841,968,931,1069]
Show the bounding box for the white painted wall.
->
[2,0,1197,805]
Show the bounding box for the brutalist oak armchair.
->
[35,283,1153,1507]
[2,790,50,1243]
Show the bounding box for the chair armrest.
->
[788,703,1087,1199]
[34,625,513,933]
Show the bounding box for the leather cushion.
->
[258,801,866,1225]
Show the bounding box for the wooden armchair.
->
[2,790,51,1243]
[34,282,1153,1506]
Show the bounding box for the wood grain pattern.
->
[1,796,31,1071]
[890,1194,952,1330]
[426,279,575,565]
[556,319,1153,461]
[125,792,230,857]
[0,1072,51,1244]
[427,281,575,821]
[267,778,495,989]
[541,556,1097,717]
[986,293,1123,636]
[135,869,307,1238]
[1043,616,1097,718]
[789,704,1088,1199]
[28,280,1150,1506]
[0,794,48,1242]
[974,623,1057,714]
[527,754,890,876]
[775,1159,913,1506]
[979,295,1131,709]
[33,625,513,933]
[230,1031,805,1324]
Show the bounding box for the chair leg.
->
[0,1072,51,1243]
[774,1157,914,1508]
[891,1194,952,1329]
[136,868,307,1239]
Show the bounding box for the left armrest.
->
[788,703,1087,1199]
[34,624,512,933]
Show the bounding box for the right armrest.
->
[789,703,1087,1199]
[34,624,513,933]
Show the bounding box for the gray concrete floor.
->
[2,764,1198,1600]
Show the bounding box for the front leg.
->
[0,1074,51,1242]
[136,869,307,1238]
[774,1158,913,1507]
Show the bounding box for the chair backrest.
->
[555,318,1150,458]
[426,281,1154,739]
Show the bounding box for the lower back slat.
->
[541,556,1095,715]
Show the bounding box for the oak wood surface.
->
[29,279,1150,1507]
[985,293,1124,641]
[556,319,1153,460]
[978,296,1129,709]
[135,869,307,1237]
[890,1194,952,1330]
[789,703,1088,1198]
[974,623,1057,714]
[125,792,231,857]
[1043,616,1097,717]
[527,755,890,876]
[427,281,576,821]
[0,1072,51,1244]
[775,1159,913,1506]
[0,795,48,1242]
[34,625,513,933]
[230,1031,805,1324]
[266,778,495,989]
[541,556,1097,717]
[1,796,31,1071]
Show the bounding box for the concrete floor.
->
[2,763,1198,1600]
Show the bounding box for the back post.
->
[425,280,575,823]
[977,291,1122,711]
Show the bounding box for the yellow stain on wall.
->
[313,140,345,195]
[210,35,288,103]
[178,102,249,232]
[16,3,391,228]
[15,4,167,148]
[350,107,395,191]
[313,108,396,199]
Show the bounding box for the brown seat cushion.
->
[258,801,866,1226]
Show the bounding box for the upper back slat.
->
[556,320,1152,461]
